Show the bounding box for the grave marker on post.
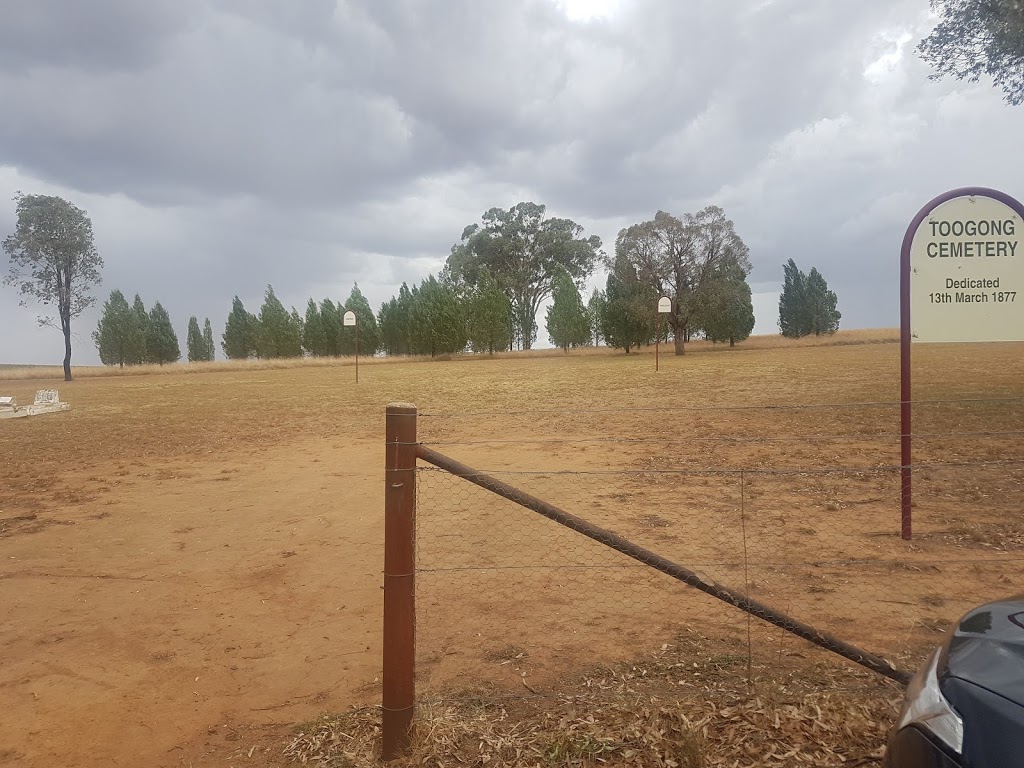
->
[344,310,358,383]
[900,186,1024,539]
[656,296,672,372]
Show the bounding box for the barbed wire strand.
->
[416,458,1024,477]
[418,429,1024,446]
[417,556,1023,573]
[419,395,1024,418]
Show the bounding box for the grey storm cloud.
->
[2,0,1023,364]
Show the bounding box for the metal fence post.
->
[382,403,417,760]
[900,221,914,540]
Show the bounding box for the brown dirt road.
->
[1,438,383,768]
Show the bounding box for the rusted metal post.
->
[382,403,417,760]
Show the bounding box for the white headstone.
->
[34,390,59,405]
[343,311,357,327]
[4,389,69,419]
[658,296,672,313]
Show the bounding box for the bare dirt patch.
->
[0,332,1021,766]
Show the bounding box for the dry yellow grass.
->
[285,632,898,768]
[1,328,1020,768]
[0,328,899,381]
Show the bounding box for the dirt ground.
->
[1,332,1022,767]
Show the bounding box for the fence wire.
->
[414,457,1023,703]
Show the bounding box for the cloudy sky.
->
[2,0,1022,365]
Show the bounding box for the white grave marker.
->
[655,298,673,371]
[343,310,360,382]
[0,390,69,419]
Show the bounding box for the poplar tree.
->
[202,318,216,361]
[186,315,205,362]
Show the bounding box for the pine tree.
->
[319,298,342,356]
[545,268,592,352]
[255,285,299,359]
[340,284,381,357]
[186,315,205,362]
[778,260,840,337]
[285,308,304,357]
[778,259,808,338]
[378,296,403,356]
[93,289,133,367]
[467,268,512,354]
[129,294,149,364]
[378,284,416,356]
[804,268,841,335]
[409,276,467,356]
[147,302,180,365]
[222,296,258,359]
[601,255,655,354]
[587,289,606,346]
[698,264,756,347]
[302,299,325,356]
[202,318,216,361]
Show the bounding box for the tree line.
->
[93,290,216,366]
[93,202,842,365]
[202,203,763,360]
[5,193,842,376]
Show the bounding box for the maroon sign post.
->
[899,186,1024,540]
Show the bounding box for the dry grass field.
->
[1,329,1022,767]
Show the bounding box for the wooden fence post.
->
[382,403,417,760]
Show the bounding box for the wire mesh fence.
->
[410,400,1024,705]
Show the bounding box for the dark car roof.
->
[943,595,1024,706]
